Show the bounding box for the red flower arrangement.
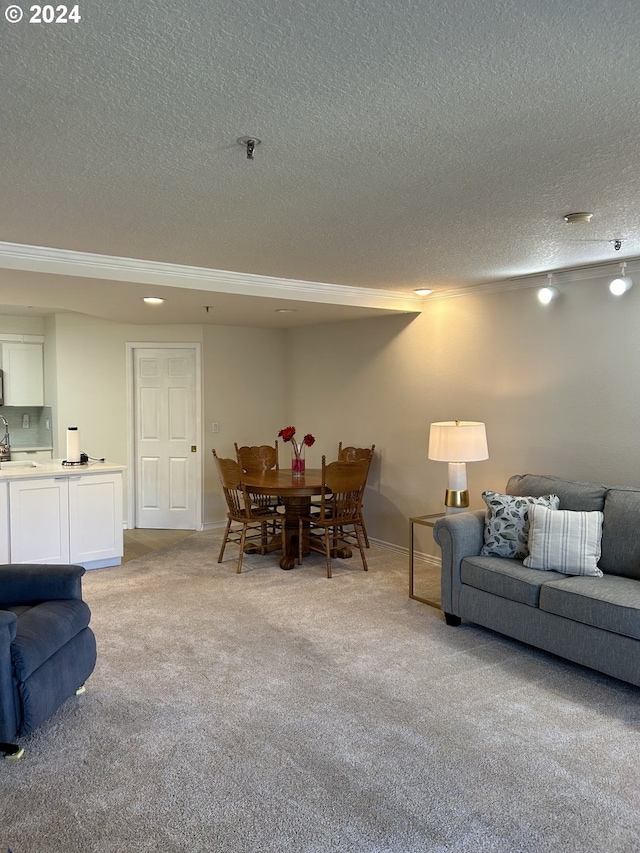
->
[278,426,315,475]
[278,426,315,448]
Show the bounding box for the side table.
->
[409,513,445,606]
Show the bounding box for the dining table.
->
[241,467,348,570]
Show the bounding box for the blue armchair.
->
[0,564,97,758]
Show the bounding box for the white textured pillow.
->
[523,504,604,576]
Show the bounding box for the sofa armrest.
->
[0,564,86,607]
[0,609,18,742]
[433,511,485,616]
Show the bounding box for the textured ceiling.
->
[2,0,640,325]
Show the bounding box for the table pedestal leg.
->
[280,496,311,570]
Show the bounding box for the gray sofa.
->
[433,474,640,687]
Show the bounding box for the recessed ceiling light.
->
[142,297,166,305]
[275,308,298,313]
[563,212,593,224]
[414,289,433,296]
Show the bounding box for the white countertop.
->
[0,460,127,480]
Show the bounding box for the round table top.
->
[242,468,324,496]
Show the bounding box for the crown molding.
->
[0,242,423,313]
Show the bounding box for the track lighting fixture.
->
[538,274,559,305]
[609,262,633,296]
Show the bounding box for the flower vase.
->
[292,445,305,477]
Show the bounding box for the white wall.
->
[288,271,640,555]
[8,270,639,551]
[45,313,287,525]
[202,324,287,521]
[0,315,45,336]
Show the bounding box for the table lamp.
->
[428,420,488,509]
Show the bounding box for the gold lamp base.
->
[445,488,469,509]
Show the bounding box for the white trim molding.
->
[0,241,424,313]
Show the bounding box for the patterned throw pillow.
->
[523,504,604,576]
[480,491,560,560]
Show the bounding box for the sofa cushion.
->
[480,491,560,559]
[539,575,640,640]
[523,504,604,576]
[10,600,92,681]
[461,556,565,607]
[506,474,607,512]
[599,487,640,580]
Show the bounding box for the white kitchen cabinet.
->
[1,342,44,406]
[0,482,9,563]
[68,473,123,565]
[7,469,124,568]
[9,476,70,563]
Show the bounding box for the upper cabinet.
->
[1,339,45,406]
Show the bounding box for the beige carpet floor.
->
[2,532,640,852]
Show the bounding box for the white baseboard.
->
[194,525,442,567]
[368,537,441,568]
[202,520,228,531]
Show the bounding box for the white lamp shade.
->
[428,421,489,462]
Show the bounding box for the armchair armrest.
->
[433,511,485,616]
[0,609,18,742]
[0,564,86,607]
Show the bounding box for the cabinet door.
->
[9,477,70,563]
[1,343,44,406]
[68,473,123,564]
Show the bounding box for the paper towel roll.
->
[66,427,81,463]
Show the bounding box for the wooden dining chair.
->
[234,441,283,518]
[337,442,375,465]
[337,443,375,547]
[299,455,369,578]
[213,450,284,573]
[235,441,279,472]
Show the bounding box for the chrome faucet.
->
[0,416,10,462]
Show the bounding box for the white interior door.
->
[134,347,199,529]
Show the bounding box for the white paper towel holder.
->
[63,425,88,466]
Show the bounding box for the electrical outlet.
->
[22,414,30,429]
[212,422,219,433]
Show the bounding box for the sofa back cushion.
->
[599,487,640,579]
[506,474,607,512]
[507,475,640,579]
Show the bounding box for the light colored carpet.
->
[3,532,640,852]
